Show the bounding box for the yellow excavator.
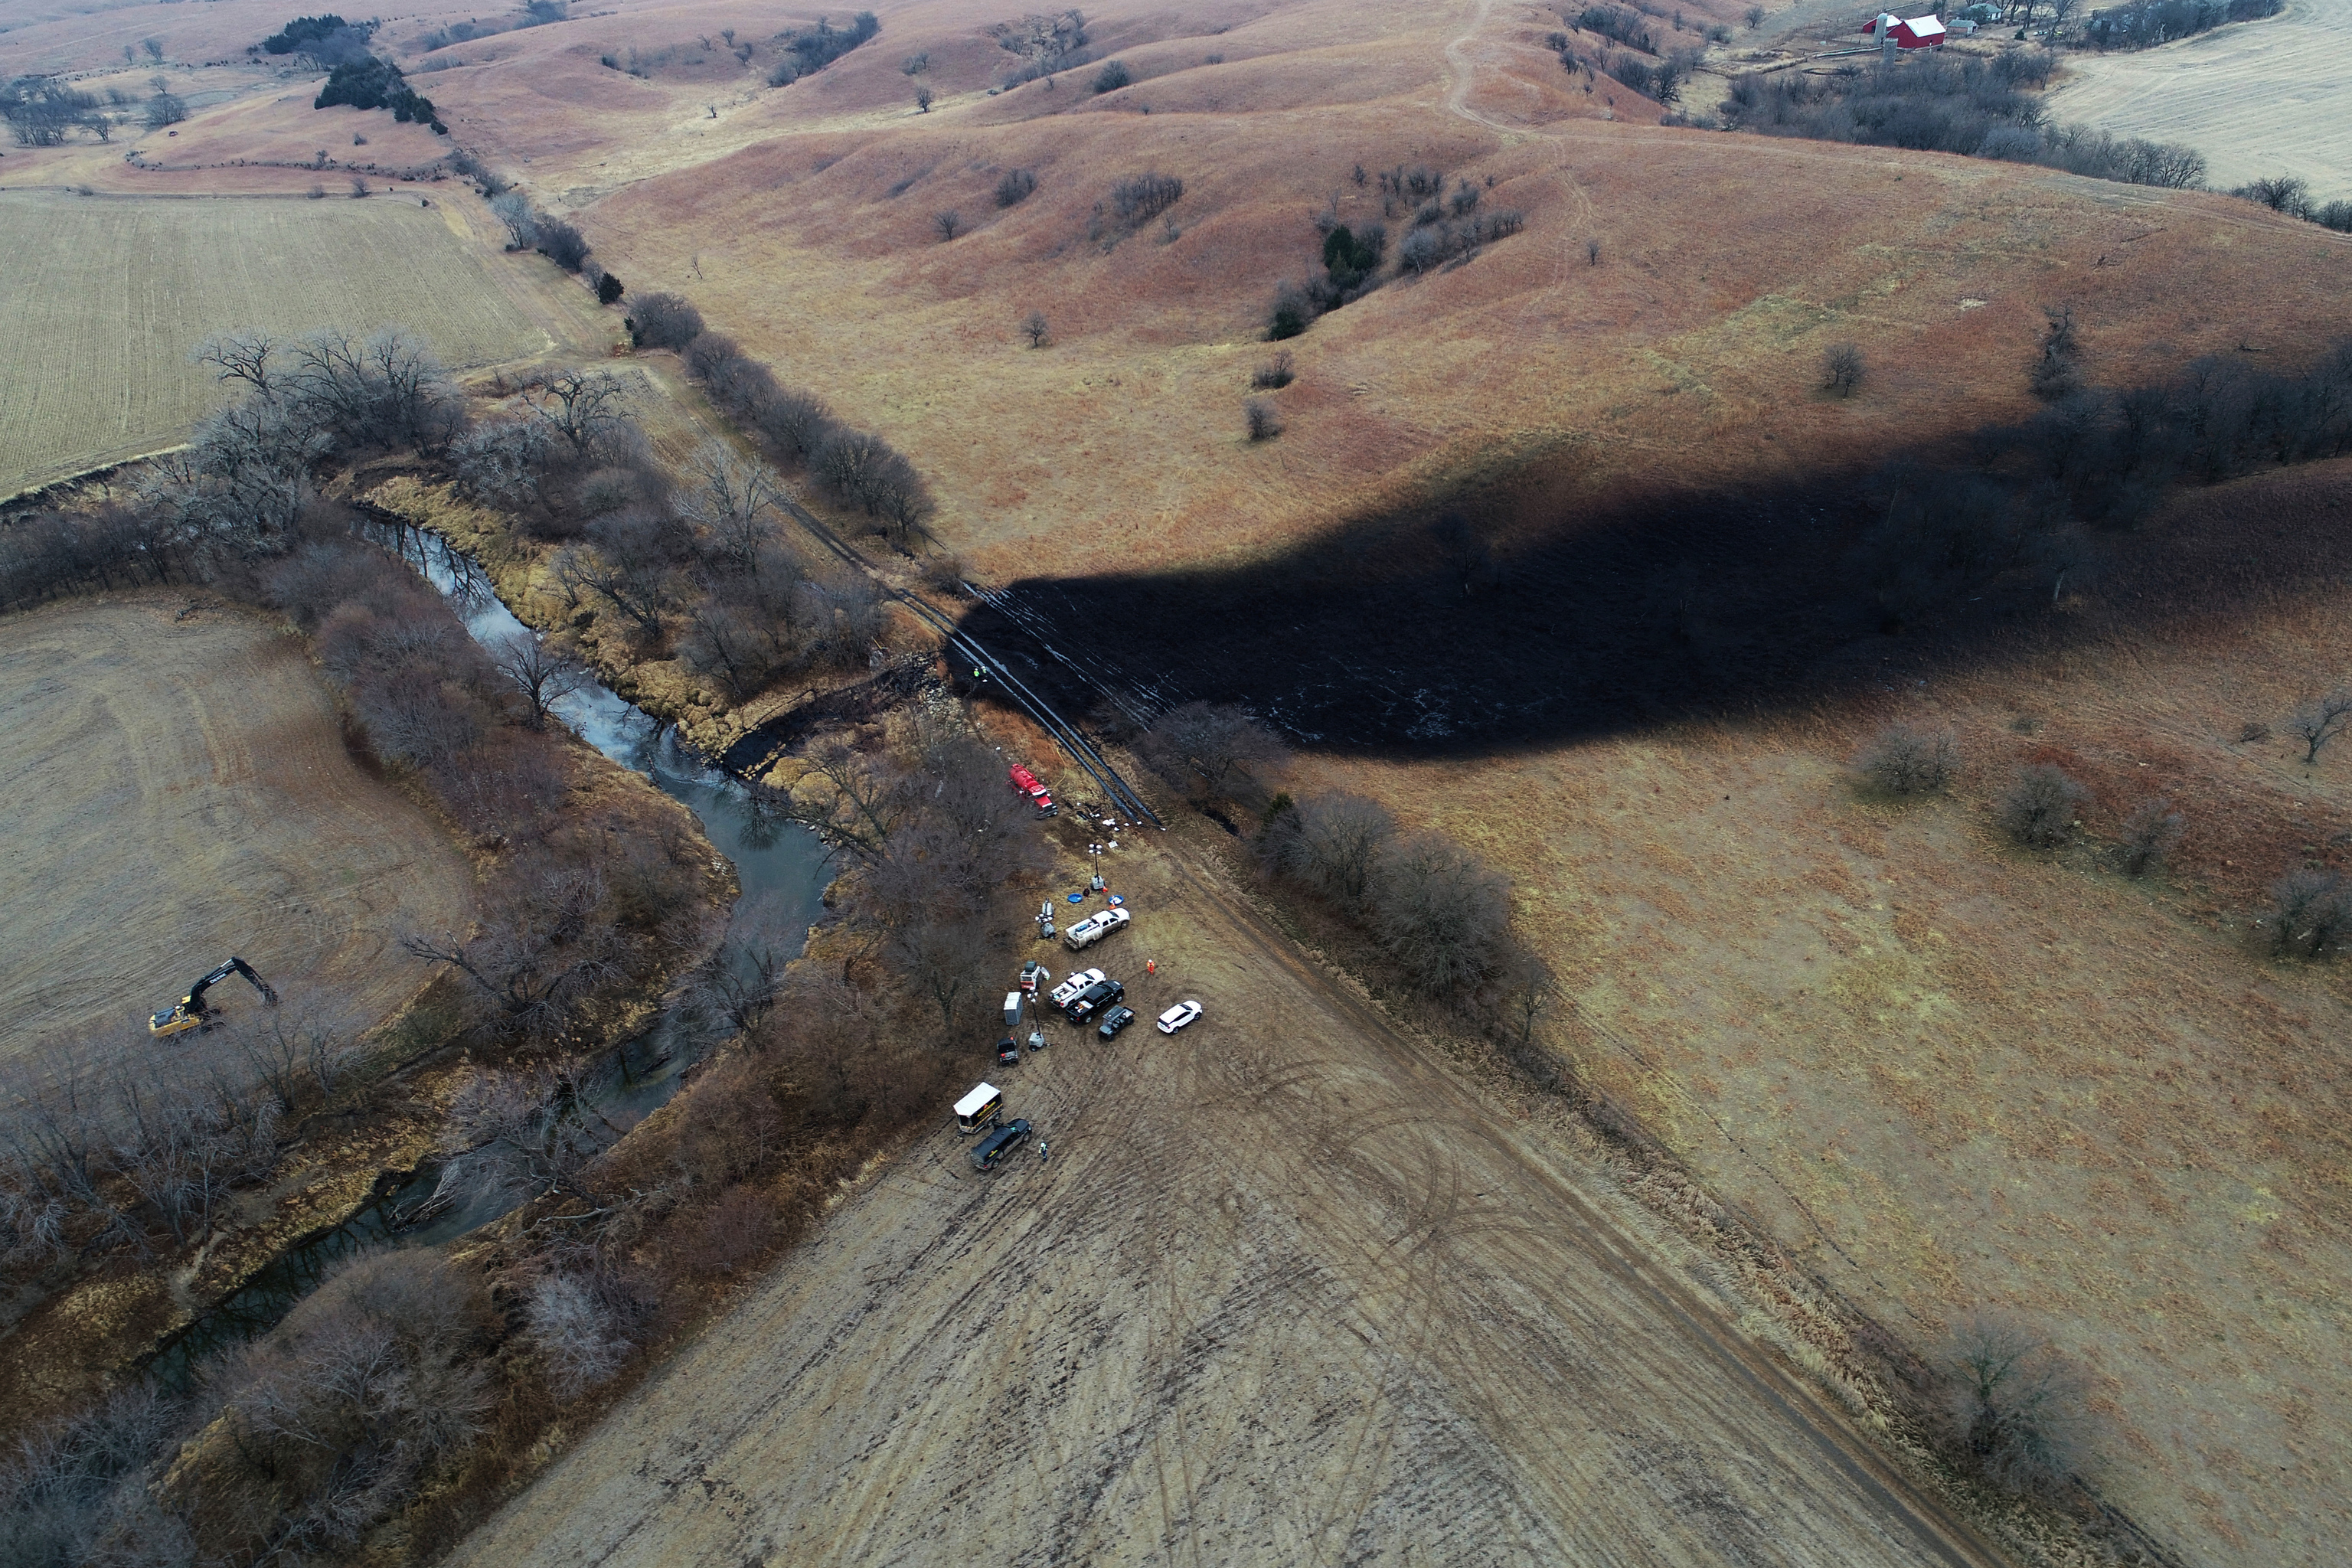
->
[149,957,279,1037]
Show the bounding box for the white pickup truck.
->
[1063,906,1132,951]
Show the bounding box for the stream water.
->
[141,527,831,1387]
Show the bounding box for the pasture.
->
[0,190,548,497]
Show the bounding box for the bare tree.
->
[523,368,632,460]
[2285,688,2352,764]
[488,631,590,729]
[1245,397,1282,441]
[1995,764,2086,848]
[626,290,704,351]
[490,190,537,248]
[2263,867,2352,959]
[674,439,785,568]
[1021,310,1050,348]
[751,386,837,464]
[278,326,464,454]
[2115,797,2183,877]
[680,601,781,700]
[1854,723,1957,794]
[401,860,622,1035]
[890,913,999,1036]
[995,167,1038,207]
[1367,832,1511,997]
[933,208,961,241]
[1944,1318,2088,1494]
[194,330,278,396]
[524,1271,632,1396]
[915,84,934,112]
[1821,341,1864,398]
[164,1251,492,1559]
[1138,701,1289,805]
[433,1057,610,1212]
[1270,790,1396,906]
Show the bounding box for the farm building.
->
[1863,11,1949,46]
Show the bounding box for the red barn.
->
[1864,11,1949,46]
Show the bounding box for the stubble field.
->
[2041,0,2352,197]
[0,593,474,1084]
[0,191,550,497]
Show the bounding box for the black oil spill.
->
[958,476,1924,753]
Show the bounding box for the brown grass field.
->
[0,189,564,497]
[10,0,2352,1560]
[350,2,2352,1561]
[0,592,475,1083]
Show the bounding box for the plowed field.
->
[0,593,472,1079]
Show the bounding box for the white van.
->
[955,1082,1004,1135]
[1063,906,1132,952]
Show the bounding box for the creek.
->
[142,526,830,1387]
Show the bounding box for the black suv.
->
[1097,1005,1136,1040]
[1064,978,1124,1024]
[971,1118,1033,1171]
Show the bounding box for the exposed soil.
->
[0,591,475,1080]
[447,815,2008,1568]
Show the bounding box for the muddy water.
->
[142,530,829,1387]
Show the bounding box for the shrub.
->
[1996,763,2086,848]
[534,215,590,271]
[1822,341,1864,398]
[995,166,1037,207]
[1943,1318,2088,1495]
[627,290,704,350]
[1251,350,1295,390]
[2115,796,2182,877]
[1108,170,1182,225]
[1367,832,1511,998]
[1245,398,1282,441]
[2263,867,2352,959]
[1267,281,1310,341]
[1854,723,1955,794]
[1093,59,1131,93]
[596,270,625,304]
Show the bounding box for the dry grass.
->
[1298,459,2352,1566]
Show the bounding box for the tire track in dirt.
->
[447,827,2011,1568]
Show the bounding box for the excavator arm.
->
[151,956,279,1035]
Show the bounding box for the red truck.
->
[1009,764,1055,814]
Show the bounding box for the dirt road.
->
[0,593,472,1078]
[450,827,2000,1568]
